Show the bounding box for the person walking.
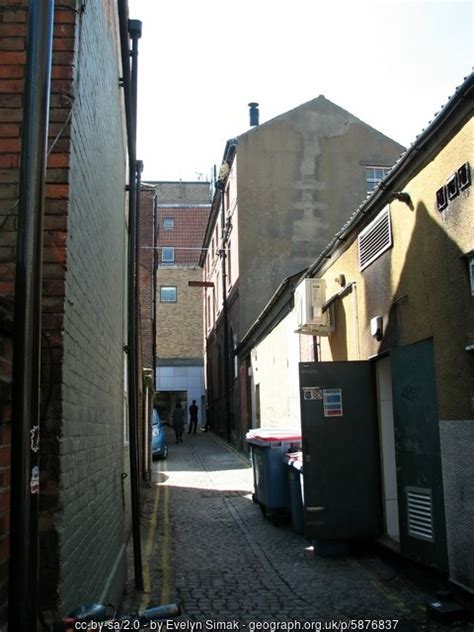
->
[171,401,185,443]
[188,400,198,434]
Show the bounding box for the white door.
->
[375,357,400,542]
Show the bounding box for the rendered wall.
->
[236,96,404,336]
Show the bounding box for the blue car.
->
[152,408,168,460]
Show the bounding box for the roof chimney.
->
[248,102,259,127]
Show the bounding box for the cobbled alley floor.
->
[122,430,473,631]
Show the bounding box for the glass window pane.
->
[163,218,174,229]
[162,247,174,263]
[160,286,176,302]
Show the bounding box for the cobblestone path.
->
[122,430,472,631]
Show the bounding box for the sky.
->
[128,0,473,182]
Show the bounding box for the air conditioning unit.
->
[294,278,333,336]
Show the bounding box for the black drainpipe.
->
[219,188,232,442]
[135,158,143,481]
[117,0,144,591]
[152,192,158,386]
[8,1,54,630]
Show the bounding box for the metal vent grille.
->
[406,487,434,542]
[358,206,392,271]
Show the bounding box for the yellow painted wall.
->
[318,118,473,420]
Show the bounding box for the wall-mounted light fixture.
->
[370,316,383,341]
[390,191,413,209]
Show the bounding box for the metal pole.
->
[8,1,54,629]
[126,17,144,592]
[219,191,232,442]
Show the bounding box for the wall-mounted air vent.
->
[406,486,434,543]
[358,206,392,271]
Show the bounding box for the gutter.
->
[117,0,144,591]
[306,71,474,279]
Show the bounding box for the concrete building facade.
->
[152,182,211,426]
[237,74,474,591]
[201,97,404,443]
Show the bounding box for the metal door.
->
[299,362,381,539]
[391,339,448,571]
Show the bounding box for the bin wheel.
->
[252,493,258,504]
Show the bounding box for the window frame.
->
[163,217,175,230]
[160,285,177,303]
[366,166,391,194]
[161,246,175,264]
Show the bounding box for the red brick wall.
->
[0,0,76,619]
[139,187,157,372]
[157,205,210,265]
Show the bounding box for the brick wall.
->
[153,181,210,266]
[0,0,129,618]
[0,299,12,627]
[55,0,128,613]
[139,187,157,372]
[156,267,204,359]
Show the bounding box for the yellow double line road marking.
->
[140,460,172,611]
[211,433,252,468]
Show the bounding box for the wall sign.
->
[323,388,343,417]
[302,386,322,400]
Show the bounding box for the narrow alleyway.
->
[122,430,472,630]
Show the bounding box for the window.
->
[163,218,174,230]
[366,166,391,193]
[358,206,392,271]
[161,247,174,264]
[227,240,232,288]
[160,286,177,302]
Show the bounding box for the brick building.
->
[149,181,211,426]
[0,0,140,623]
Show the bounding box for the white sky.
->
[128,0,473,182]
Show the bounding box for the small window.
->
[366,166,391,193]
[458,162,471,191]
[161,247,174,264]
[446,174,459,201]
[436,186,448,212]
[358,206,392,271]
[163,218,174,230]
[160,286,177,302]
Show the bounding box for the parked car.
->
[152,408,168,460]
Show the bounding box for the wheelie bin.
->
[246,429,301,517]
[284,451,304,534]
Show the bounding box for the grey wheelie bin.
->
[246,429,301,517]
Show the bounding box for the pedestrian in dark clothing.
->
[172,402,185,443]
[188,400,198,434]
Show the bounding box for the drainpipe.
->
[152,192,158,381]
[127,17,144,591]
[219,189,232,442]
[118,0,144,591]
[8,2,54,630]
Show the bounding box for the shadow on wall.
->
[375,200,472,410]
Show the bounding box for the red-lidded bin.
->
[246,429,301,516]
